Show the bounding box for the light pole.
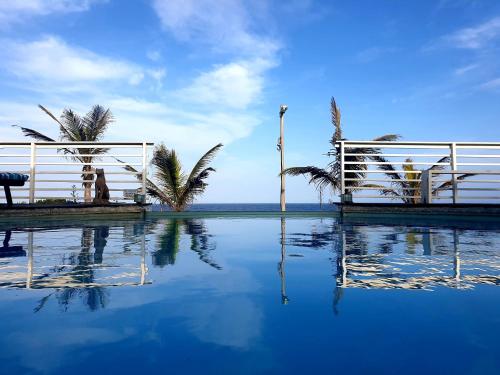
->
[278,104,288,212]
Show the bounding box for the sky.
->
[0,0,500,203]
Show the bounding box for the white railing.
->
[337,141,500,204]
[0,142,153,204]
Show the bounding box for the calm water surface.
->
[0,214,499,374]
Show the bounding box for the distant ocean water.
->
[151,203,339,212]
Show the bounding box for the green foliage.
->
[147,143,223,211]
[283,97,400,195]
[14,105,114,202]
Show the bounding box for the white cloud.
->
[151,0,280,58]
[0,0,103,25]
[440,17,500,49]
[1,36,144,87]
[454,63,479,76]
[178,60,271,109]
[478,77,500,91]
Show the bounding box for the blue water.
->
[151,203,338,212]
[0,214,499,374]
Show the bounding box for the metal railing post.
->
[142,141,147,196]
[29,142,36,204]
[340,141,345,196]
[450,142,458,204]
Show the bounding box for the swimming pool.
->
[0,214,499,374]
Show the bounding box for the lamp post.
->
[278,104,288,212]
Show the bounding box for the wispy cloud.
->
[454,63,479,76]
[0,0,104,26]
[478,77,500,91]
[151,0,281,59]
[0,36,145,90]
[427,16,500,50]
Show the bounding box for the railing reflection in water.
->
[0,218,220,312]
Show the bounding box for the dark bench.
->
[0,173,29,207]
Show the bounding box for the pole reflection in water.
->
[278,217,289,305]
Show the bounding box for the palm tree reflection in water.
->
[35,227,110,312]
[153,219,221,270]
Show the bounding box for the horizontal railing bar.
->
[0,142,153,146]
[35,171,142,175]
[30,188,133,191]
[344,161,450,166]
[0,154,30,157]
[343,153,450,158]
[344,178,422,182]
[430,170,500,174]
[351,195,421,198]
[456,188,500,191]
[345,170,423,174]
[36,144,151,149]
[344,145,451,149]
[337,141,500,146]
[455,180,500,183]
[434,196,500,200]
[33,162,143,166]
[35,179,139,183]
[354,187,420,191]
[456,162,500,166]
[457,154,500,158]
[34,154,143,158]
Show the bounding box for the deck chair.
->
[0,173,29,207]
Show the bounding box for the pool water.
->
[0,214,499,374]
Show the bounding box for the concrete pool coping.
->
[340,203,500,217]
[0,202,148,219]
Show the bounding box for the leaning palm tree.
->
[370,155,476,203]
[147,143,223,211]
[283,97,399,195]
[15,105,113,203]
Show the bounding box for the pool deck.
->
[0,203,148,220]
[340,203,500,218]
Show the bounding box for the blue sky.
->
[1,0,500,203]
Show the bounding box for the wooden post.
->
[450,142,458,204]
[29,142,36,204]
[279,107,286,212]
[142,141,147,196]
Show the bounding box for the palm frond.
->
[372,134,400,142]
[330,97,342,146]
[151,144,184,200]
[433,173,477,193]
[427,156,451,171]
[186,143,223,184]
[283,166,337,191]
[12,125,56,142]
[83,105,113,142]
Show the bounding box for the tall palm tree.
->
[147,143,223,211]
[369,155,476,203]
[283,97,399,196]
[15,105,113,203]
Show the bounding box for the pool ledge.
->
[341,203,500,218]
[0,203,148,219]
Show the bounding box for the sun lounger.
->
[0,173,29,207]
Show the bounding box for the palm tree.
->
[146,143,223,211]
[15,105,113,203]
[283,97,399,196]
[369,155,476,203]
